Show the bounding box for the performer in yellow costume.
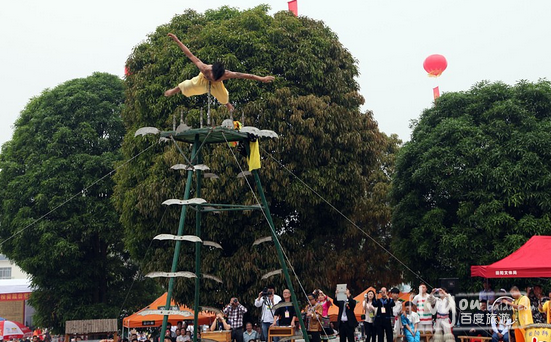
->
[164,33,275,112]
[539,293,551,324]
[507,286,533,342]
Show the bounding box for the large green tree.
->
[391,80,551,289]
[114,5,400,310]
[0,73,157,332]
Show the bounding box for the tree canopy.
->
[0,72,157,332]
[391,80,551,289]
[114,5,400,310]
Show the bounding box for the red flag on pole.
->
[288,0,298,16]
[433,86,440,100]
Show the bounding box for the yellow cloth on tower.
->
[247,140,261,171]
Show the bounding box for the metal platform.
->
[160,126,278,144]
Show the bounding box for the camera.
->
[233,298,238,303]
[261,287,273,297]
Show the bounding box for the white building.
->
[0,254,34,326]
[0,254,29,279]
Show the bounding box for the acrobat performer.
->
[164,33,275,112]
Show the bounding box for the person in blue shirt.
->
[243,322,261,342]
[401,302,420,342]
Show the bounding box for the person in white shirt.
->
[428,288,455,342]
[491,315,511,342]
[254,285,282,342]
[480,282,496,305]
[363,290,377,342]
[175,329,184,342]
[412,284,433,333]
[391,288,403,342]
[400,302,420,342]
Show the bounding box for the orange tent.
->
[122,292,216,328]
[327,287,414,322]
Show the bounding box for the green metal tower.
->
[136,124,310,342]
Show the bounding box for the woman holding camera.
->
[305,294,323,342]
[363,290,377,342]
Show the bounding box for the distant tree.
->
[0,73,158,332]
[391,80,551,289]
[114,5,401,310]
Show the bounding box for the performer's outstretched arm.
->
[223,71,275,83]
[168,33,208,73]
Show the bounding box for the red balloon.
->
[423,54,447,77]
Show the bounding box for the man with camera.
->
[224,297,248,342]
[254,285,282,342]
[373,287,396,342]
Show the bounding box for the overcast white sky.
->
[1,0,550,147]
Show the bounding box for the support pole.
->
[193,134,202,342]
[252,170,310,342]
[207,82,211,126]
[160,141,199,342]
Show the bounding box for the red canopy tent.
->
[123,292,215,328]
[471,236,551,278]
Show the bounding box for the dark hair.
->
[390,288,400,294]
[212,62,225,81]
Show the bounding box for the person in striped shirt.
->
[412,284,433,333]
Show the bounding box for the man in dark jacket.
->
[335,287,358,342]
[373,287,396,342]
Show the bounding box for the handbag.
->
[322,316,331,328]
